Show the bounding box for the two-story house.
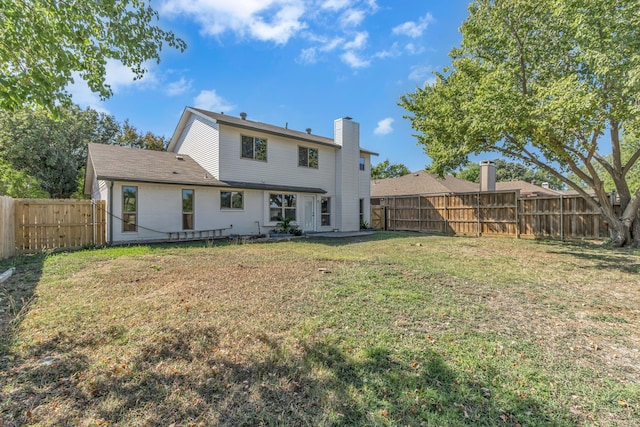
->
[84,107,377,244]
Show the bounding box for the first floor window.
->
[241,135,267,161]
[122,186,137,232]
[269,193,296,222]
[360,198,365,225]
[321,197,331,226]
[298,146,319,168]
[182,189,194,230]
[221,191,244,209]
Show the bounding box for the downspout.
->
[109,181,114,245]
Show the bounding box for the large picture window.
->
[182,189,194,230]
[122,186,137,232]
[221,191,244,209]
[298,146,318,168]
[269,193,296,222]
[321,197,331,226]
[241,135,267,161]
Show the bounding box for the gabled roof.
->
[85,143,326,194]
[371,171,478,197]
[167,107,378,156]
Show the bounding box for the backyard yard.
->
[0,233,639,426]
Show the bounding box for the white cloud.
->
[321,0,351,11]
[340,9,365,27]
[374,117,394,135]
[194,90,235,112]
[67,75,109,114]
[165,77,193,96]
[321,37,345,52]
[160,0,307,44]
[408,65,435,82]
[343,31,368,50]
[340,51,370,68]
[297,47,318,64]
[404,43,425,55]
[392,13,434,38]
[374,42,401,59]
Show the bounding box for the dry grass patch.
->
[1,234,639,426]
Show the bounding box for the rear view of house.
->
[85,107,377,244]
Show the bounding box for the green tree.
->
[0,0,186,112]
[0,106,166,198]
[457,160,564,189]
[371,159,411,179]
[400,0,640,247]
[0,158,48,198]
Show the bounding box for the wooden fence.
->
[0,198,107,258]
[1,196,16,259]
[372,191,611,241]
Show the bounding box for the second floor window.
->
[298,146,318,168]
[241,135,267,161]
[359,157,365,171]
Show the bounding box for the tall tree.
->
[0,0,186,112]
[0,106,166,198]
[400,0,640,247]
[371,159,411,179]
[0,158,48,198]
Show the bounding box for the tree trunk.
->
[604,190,640,247]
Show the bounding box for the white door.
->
[303,196,316,232]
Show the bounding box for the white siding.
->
[173,115,220,178]
[335,118,361,232]
[217,126,337,194]
[108,182,268,243]
[359,153,372,224]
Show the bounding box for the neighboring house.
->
[495,180,561,197]
[85,107,377,244]
[371,171,478,204]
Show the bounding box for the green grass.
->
[1,233,639,426]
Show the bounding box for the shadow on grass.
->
[0,253,45,353]
[535,240,640,274]
[2,323,573,426]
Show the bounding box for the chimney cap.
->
[479,160,495,165]
[343,116,352,120]
[240,112,247,120]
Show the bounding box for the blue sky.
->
[69,0,473,173]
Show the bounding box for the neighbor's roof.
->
[495,180,560,197]
[168,107,378,155]
[85,143,327,194]
[371,171,478,197]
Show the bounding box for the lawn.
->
[0,233,639,426]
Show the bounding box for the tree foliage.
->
[0,158,48,198]
[400,0,640,246]
[457,159,564,189]
[371,159,411,179]
[0,106,167,198]
[0,0,186,112]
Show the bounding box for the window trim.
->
[240,134,268,161]
[269,193,297,223]
[122,185,137,233]
[220,190,244,210]
[182,189,194,230]
[321,196,331,227]
[298,146,319,169]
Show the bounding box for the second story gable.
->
[167,107,376,193]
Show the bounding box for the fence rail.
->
[372,191,611,241]
[1,198,107,259]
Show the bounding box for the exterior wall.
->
[359,153,372,225]
[216,124,337,193]
[334,118,361,232]
[174,115,220,179]
[106,181,267,243]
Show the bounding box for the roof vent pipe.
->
[240,112,247,120]
[306,128,312,134]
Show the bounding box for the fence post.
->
[418,195,422,232]
[515,191,520,239]
[560,195,564,241]
[476,193,481,237]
